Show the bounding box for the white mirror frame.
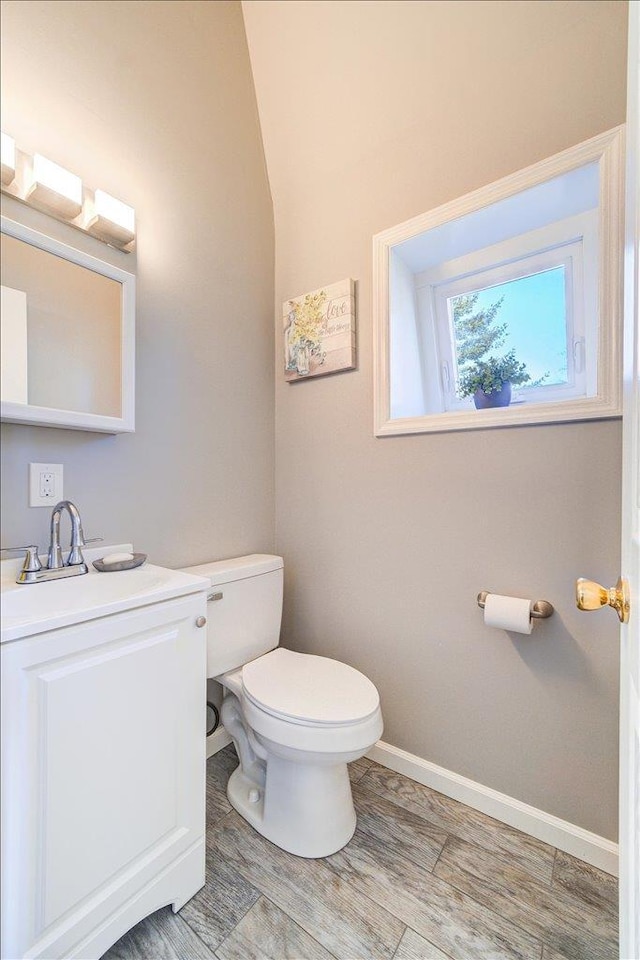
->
[373,126,624,436]
[1,216,135,433]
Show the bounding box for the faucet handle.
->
[1,545,42,572]
[67,536,102,567]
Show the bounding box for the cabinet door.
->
[1,593,206,960]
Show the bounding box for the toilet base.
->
[226,754,357,858]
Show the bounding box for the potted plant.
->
[458,349,531,409]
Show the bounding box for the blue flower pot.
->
[473,382,512,409]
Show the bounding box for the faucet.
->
[48,500,88,570]
[1,501,100,584]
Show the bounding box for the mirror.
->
[373,127,623,436]
[1,216,135,432]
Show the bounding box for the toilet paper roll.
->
[483,593,533,634]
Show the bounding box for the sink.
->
[1,545,209,643]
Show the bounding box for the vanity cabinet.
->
[1,591,207,960]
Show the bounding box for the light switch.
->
[29,463,63,507]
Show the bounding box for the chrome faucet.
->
[48,500,87,570]
[1,501,101,584]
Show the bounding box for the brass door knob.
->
[575,577,630,623]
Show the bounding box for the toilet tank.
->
[180,555,283,677]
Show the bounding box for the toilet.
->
[181,554,383,858]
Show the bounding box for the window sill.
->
[375,394,621,436]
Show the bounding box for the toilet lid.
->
[242,648,380,725]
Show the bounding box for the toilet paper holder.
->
[476,591,554,619]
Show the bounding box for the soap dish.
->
[93,553,147,573]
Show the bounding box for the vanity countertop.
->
[0,544,209,643]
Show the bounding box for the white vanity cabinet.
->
[1,587,207,960]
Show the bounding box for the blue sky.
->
[453,267,568,385]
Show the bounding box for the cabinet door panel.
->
[1,594,206,958]
[42,625,183,925]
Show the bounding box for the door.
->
[620,4,639,957]
[577,7,640,956]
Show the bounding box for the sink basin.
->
[1,545,209,643]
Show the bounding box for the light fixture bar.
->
[0,140,135,250]
[1,132,16,186]
[27,153,83,220]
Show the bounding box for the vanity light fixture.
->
[88,189,135,248]
[1,133,16,186]
[27,154,83,220]
[0,138,135,251]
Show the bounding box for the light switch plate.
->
[29,462,63,507]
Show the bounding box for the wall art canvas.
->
[283,278,356,381]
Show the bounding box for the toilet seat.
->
[241,648,380,726]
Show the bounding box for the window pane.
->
[449,266,568,392]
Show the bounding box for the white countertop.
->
[0,544,210,643]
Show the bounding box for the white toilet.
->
[182,554,383,858]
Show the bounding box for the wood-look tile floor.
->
[101,746,618,960]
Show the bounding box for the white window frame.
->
[373,126,624,436]
[420,211,598,412]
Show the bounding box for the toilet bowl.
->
[181,555,383,857]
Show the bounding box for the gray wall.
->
[0,0,275,567]
[0,0,626,843]
[242,0,627,839]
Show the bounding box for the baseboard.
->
[367,740,618,876]
[206,725,232,759]
[205,728,617,875]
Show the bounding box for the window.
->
[424,213,597,412]
[374,128,623,435]
[450,266,570,393]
